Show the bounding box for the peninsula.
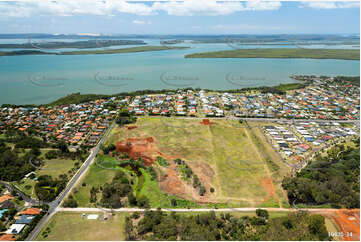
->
[185,48,360,60]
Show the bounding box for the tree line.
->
[282,142,360,208]
[125,209,329,241]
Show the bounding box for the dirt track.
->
[260,178,280,205]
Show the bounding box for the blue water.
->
[0,39,359,105]
[0,209,8,218]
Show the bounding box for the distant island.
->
[0,46,189,56]
[0,39,145,49]
[185,48,360,60]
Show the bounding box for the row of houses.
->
[203,77,359,120]
[0,99,118,148]
[125,77,360,120]
[128,90,199,116]
[0,193,41,241]
[0,78,358,141]
[263,121,359,164]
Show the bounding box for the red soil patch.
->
[332,210,360,241]
[115,127,214,202]
[115,135,174,167]
[315,209,360,241]
[159,169,186,197]
[116,137,158,166]
[335,209,360,241]
[126,125,138,130]
[200,119,212,125]
[260,178,279,204]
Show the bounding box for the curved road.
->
[26,122,115,241]
[0,181,43,205]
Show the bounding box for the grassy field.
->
[103,125,127,146]
[102,117,289,207]
[72,162,119,207]
[245,122,290,207]
[12,179,37,199]
[324,217,341,241]
[36,159,78,179]
[73,155,206,208]
[185,48,360,60]
[35,210,339,241]
[137,167,202,208]
[36,212,127,241]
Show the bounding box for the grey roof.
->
[15,215,34,225]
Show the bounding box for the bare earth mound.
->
[200,118,212,125]
[115,136,157,166]
[115,132,215,203]
[315,209,360,241]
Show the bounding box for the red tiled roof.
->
[0,234,15,241]
[0,195,14,203]
[19,208,41,215]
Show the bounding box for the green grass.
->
[103,126,126,146]
[96,155,131,169]
[72,155,137,207]
[72,163,119,207]
[208,120,269,203]
[13,197,25,207]
[156,156,170,167]
[138,168,200,208]
[256,197,280,208]
[71,156,203,208]
[36,212,127,241]
[12,179,37,199]
[185,48,360,60]
[36,159,78,179]
[107,117,289,207]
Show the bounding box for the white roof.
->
[6,224,26,234]
[87,214,99,220]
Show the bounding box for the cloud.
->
[152,0,281,16]
[0,0,155,17]
[301,1,360,9]
[132,20,151,24]
[0,0,282,17]
[211,23,285,31]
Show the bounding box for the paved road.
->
[0,181,42,205]
[146,115,359,124]
[26,122,115,241]
[57,207,352,213]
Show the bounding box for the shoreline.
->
[0,45,189,56]
[185,48,360,60]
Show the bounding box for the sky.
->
[0,0,359,35]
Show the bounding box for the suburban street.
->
[146,115,359,124]
[26,122,115,241]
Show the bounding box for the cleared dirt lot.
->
[314,209,360,241]
[106,117,290,207]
